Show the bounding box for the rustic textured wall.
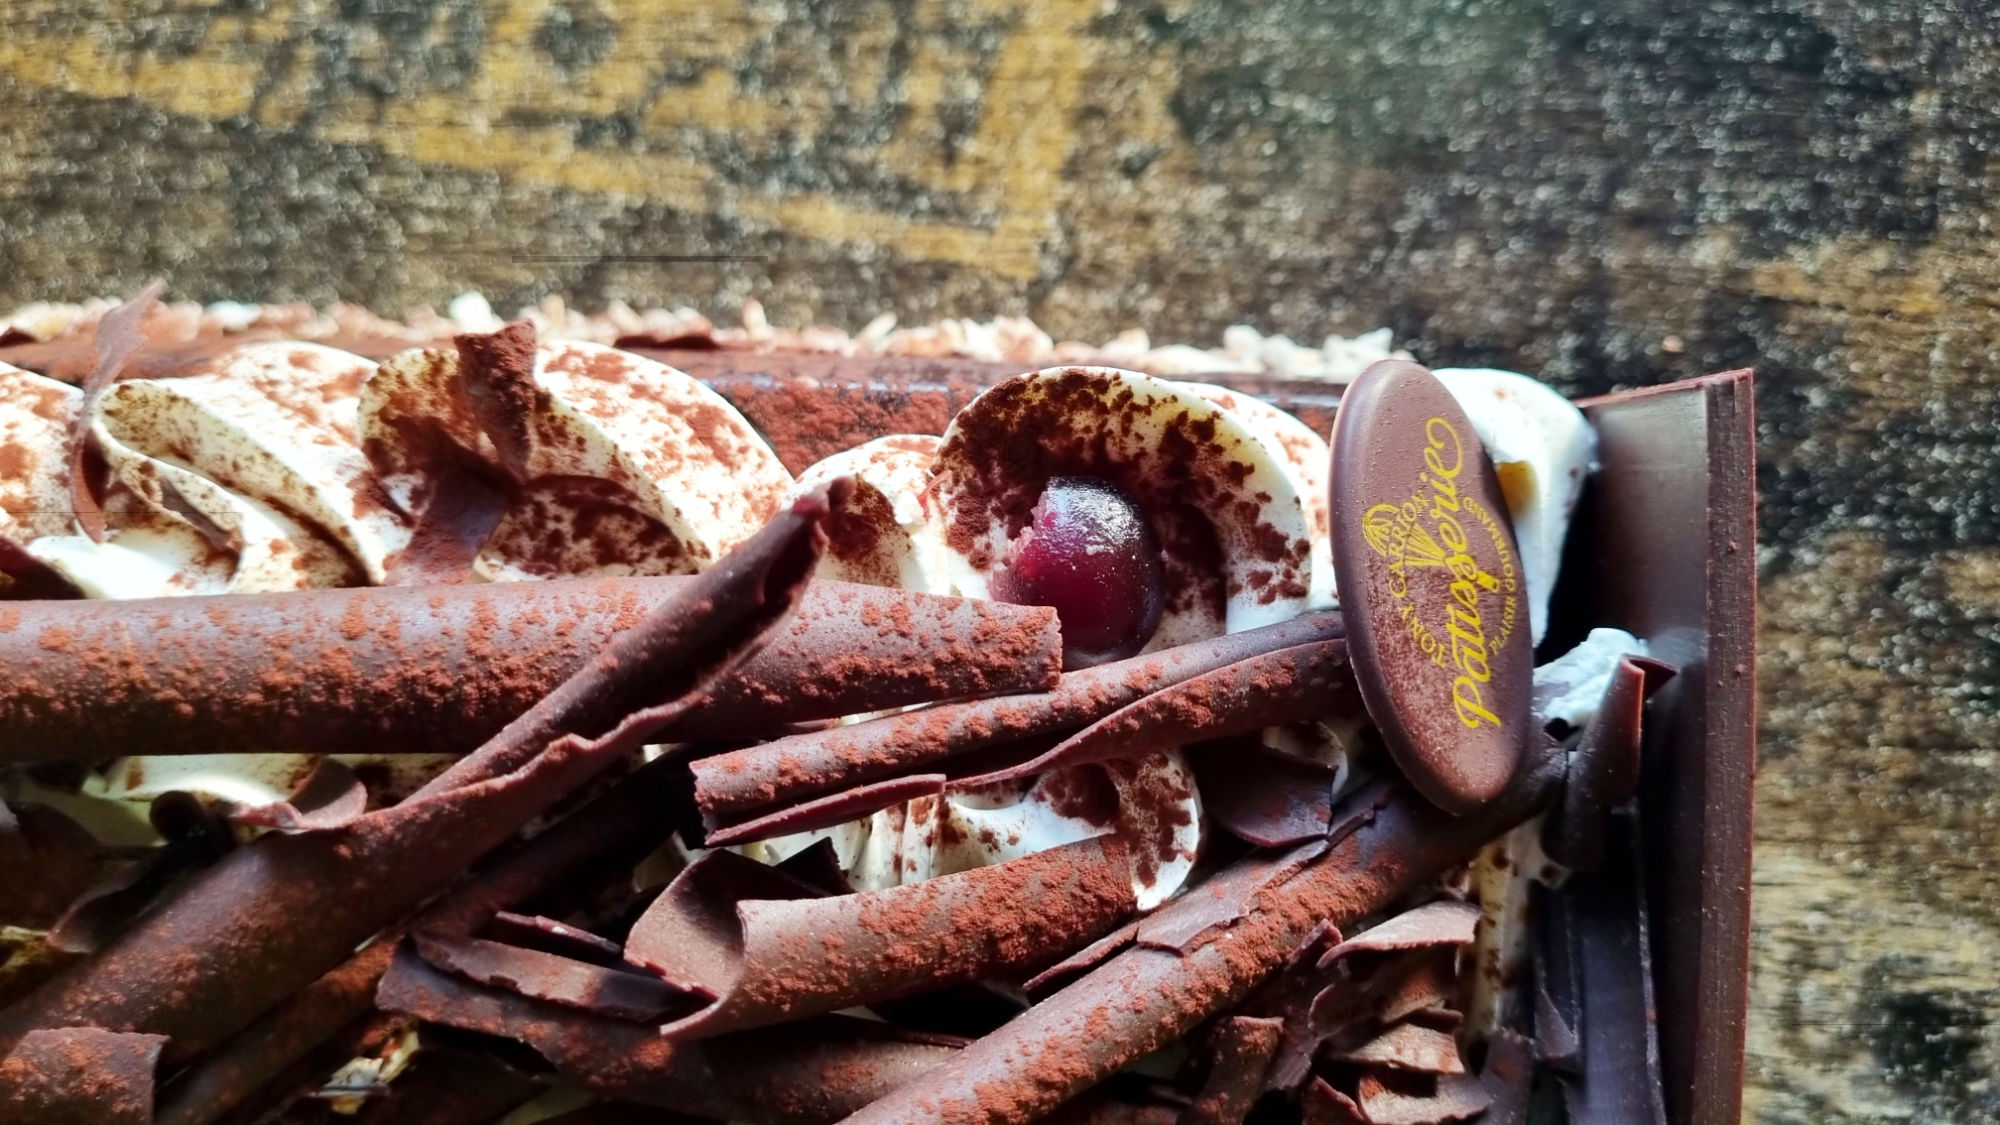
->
[2,1,1997,1120]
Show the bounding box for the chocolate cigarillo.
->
[692,612,1341,832]
[627,836,1135,1041]
[0,483,838,1065]
[837,739,1565,1125]
[153,753,689,1125]
[0,578,1059,763]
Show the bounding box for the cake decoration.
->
[1330,359,1534,815]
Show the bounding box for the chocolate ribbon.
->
[0,577,1059,763]
[945,640,1357,792]
[0,483,839,1067]
[377,945,957,1125]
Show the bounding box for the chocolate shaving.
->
[0,535,83,600]
[948,641,1355,791]
[0,1026,165,1124]
[0,578,1056,764]
[381,468,509,586]
[771,838,855,896]
[1021,922,1139,995]
[1300,1078,1365,1125]
[1177,1016,1282,1125]
[1540,812,1668,1125]
[0,485,837,1064]
[71,281,165,543]
[1194,742,1339,848]
[153,755,688,1125]
[631,836,1135,1041]
[838,740,1565,1125]
[376,946,956,1124]
[1324,1022,1464,1075]
[1543,655,1674,872]
[228,757,370,832]
[1316,901,1483,970]
[1354,1072,1491,1125]
[1133,842,1324,955]
[0,801,104,929]
[413,932,688,1022]
[701,773,947,846]
[694,612,1341,828]
[45,793,234,955]
[1476,1030,1534,1125]
[486,912,630,968]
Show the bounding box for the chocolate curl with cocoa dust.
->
[837,737,1566,1125]
[0,578,1060,764]
[628,836,1136,1041]
[694,612,1342,834]
[947,640,1357,791]
[377,945,957,1125]
[0,1027,166,1124]
[70,280,166,543]
[0,481,844,1065]
[1177,1016,1283,1125]
[153,754,689,1125]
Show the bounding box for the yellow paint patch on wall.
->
[0,0,1093,281]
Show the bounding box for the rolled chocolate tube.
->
[0,485,836,1065]
[0,1026,165,1125]
[947,640,1357,791]
[0,578,1059,763]
[1177,1016,1284,1125]
[377,946,957,1125]
[627,837,1135,1042]
[694,612,1342,830]
[154,755,688,1125]
[838,738,1566,1125]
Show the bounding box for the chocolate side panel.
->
[1563,370,1755,1125]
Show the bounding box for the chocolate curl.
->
[1354,1072,1491,1124]
[152,731,700,1125]
[1301,1078,1364,1125]
[1324,1022,1464,1074]
[71,281,166,543]
[1176,1016,1282,1125]
[837,739,1566,1125]
[1542,656,1674,872]
[229,757,370,832]
[947,641,1356,791]
[1314,901,1482,970]
[1193,743,1339,848]
[377,946,956,1124]
[0,534,83,600]
[0,1026,166,1124]
[702,773,946,847]
[0,578,1057,764]
[631,837,1135,1041]
[413,932,687,1021]
[1476,1030,1534,1125]
[695,612,1342,830]
[0,485,838,1063]
[1539,813,1669,1125]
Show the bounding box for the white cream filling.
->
[1434,368,1595,647]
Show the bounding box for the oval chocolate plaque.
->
[1329,359,1532,814]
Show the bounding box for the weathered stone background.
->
[2,1,1997,1120]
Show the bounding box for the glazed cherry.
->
[990,476,1166,669]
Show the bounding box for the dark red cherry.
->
[990,477,1166,668]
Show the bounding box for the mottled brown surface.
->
[2,2,1996,1119]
